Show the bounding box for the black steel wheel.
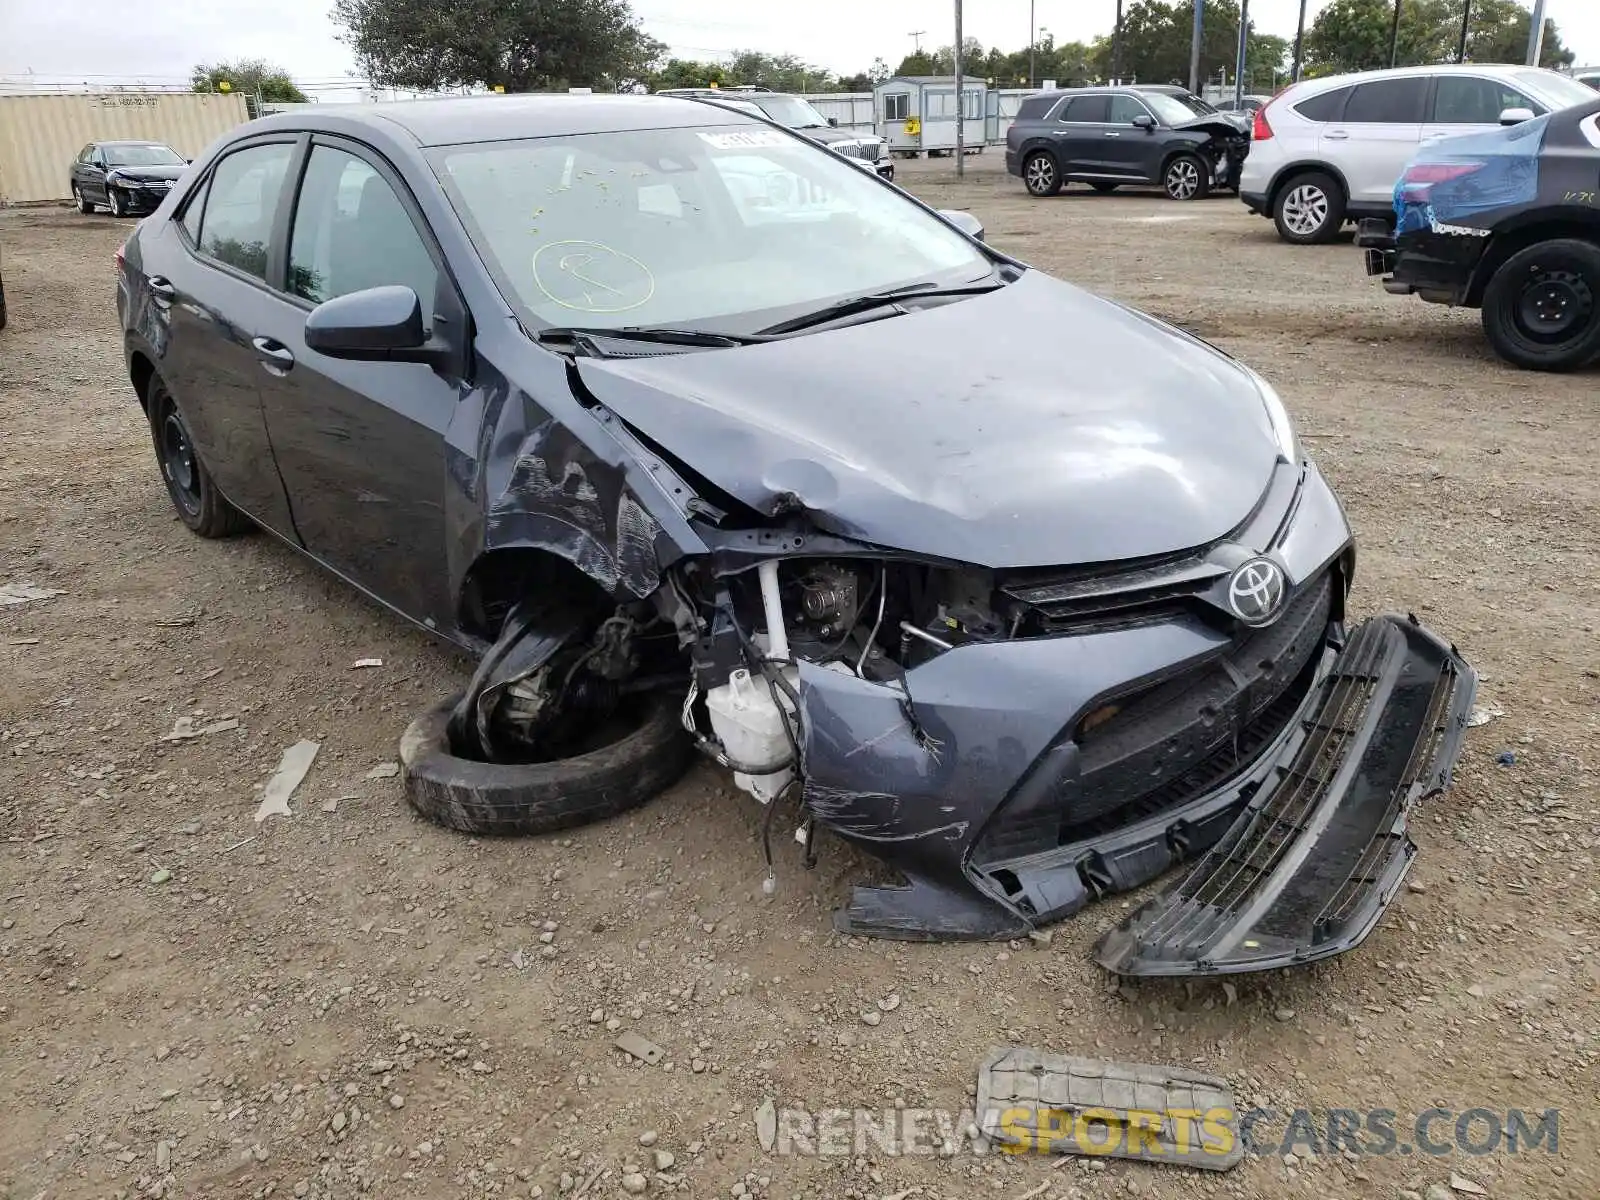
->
[1023,151,1062,197]
[1481,239,1600,372]
[147,380,252,537]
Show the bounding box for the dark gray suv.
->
[1005,85,1250,200]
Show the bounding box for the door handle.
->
[1324,130,1349,139]
[251,337,295,374]
[1104,131,1121,137]
[147,276,176,302]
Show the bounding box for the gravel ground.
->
[1,156,1596,1200]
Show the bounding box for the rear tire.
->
[1273,171,1345,244]
[147,380,252,538]
[1023,151,1062,197]
[1480,238,1600,372]
[401,691,693,836]
[1163,154,1210,201]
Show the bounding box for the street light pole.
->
[1291,0,1308,82]
[1029,0,1035,89]
[1388,0,1402,68]
[1457,0,1472,62]
[1525,0,1547,65]
[1112,0,1124,83]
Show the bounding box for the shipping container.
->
[0,92,249,205]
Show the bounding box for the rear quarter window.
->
[1293,86,1353,123]
[1017,96,1055,121]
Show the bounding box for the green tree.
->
[190,59,308,102]
[893,51,937,77]
[1461,0,1574,67]
[331,0,666,92]
[650,58,727,90]
[1087,1,1283,90]
[723,51,835,92]
[1304,0,1570,74]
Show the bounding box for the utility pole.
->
[1233,0,1249,107]
[1112,0,1124,83]
[909,30,926,54]
[1457,0,1472,62]
[1525,0,1547,65]
[1029,0,1035,88]
[954,0,965,178]
[1291,0,1308,82]
[1188,0,1203,94]
[1387,0,1402,68]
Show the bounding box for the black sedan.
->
[118,95,1474,968]
[71,140,189,217]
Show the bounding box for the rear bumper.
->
[1240,189,1269,216]
[1359,218,1485,305]
[1095,613,1475,976]
[1005,148,1020,177]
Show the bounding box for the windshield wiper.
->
[536,325,768,356]
[756,280,1006,336]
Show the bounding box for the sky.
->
[1,0,1596,96]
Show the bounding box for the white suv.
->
[1240,64,1598,244]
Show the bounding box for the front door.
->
[1103,94,1161,181]
[1422,74,1543,147]
[1320,75,1429,205]
[249,138,461,628]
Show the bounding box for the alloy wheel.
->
[1281,184,1328,236]
[108,188,125,217]
[1025,155,1055,195]
[1165,159,1200,200]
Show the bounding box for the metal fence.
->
[0,92,249,204]
[800,89,1035,147]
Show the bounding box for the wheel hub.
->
[1517,268,1592,338]
[1167,161,1198,199]
[1283,185,1327,235]
[161,412,198,503]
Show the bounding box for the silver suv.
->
[1239,64,1597,243]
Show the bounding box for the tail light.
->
[1252,105,1274,140]
[1398,160,1485,198]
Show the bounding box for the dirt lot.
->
[2,156,1597,1200]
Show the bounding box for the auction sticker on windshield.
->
[698,131,791,150]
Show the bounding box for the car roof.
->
[245,93,751,148]
[97,139,177,147]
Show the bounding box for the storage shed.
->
[873,77,987,155]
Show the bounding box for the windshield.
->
[1513,69,1600,110]
[748,94,831,129]
[430,123,991,334]
[1143,93,1208,125]
[105,144,184,167]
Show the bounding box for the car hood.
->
[798,125,878,146]
[106,165,186,183]
[1176,112,1251,138]
[573,271,1283,569]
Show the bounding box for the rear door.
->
[1321,76,1429,204]
[1055,94,1111,176]
[248,137,462,627]
[1422,74,1545,146]
[143,137,303,538]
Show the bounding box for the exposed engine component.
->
[796,564,860,635]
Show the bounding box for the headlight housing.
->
[1244,367,1298,463]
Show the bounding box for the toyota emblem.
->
[1227,558,1287,625]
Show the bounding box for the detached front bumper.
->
[1358,218,1486,306]
[1095,614,1473,975]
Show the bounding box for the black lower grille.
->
[973,571,1332,865]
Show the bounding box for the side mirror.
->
[828,116,839,127]
[938,209,985,241]
[305,285,433,362]
[1499,106,1535,126]
[1132,114,1156,131]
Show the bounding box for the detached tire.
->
[401,692,693,836]
[1480,238,1600,372]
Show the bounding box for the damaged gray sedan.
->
[118,94,1476,972]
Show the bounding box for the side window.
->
[884,93,909,121]
[199,142,294,282]
[1342,77,1428,123]
[1107,95,1150,124]
[77,144,94,164]
[1431,76,1538,123]
[926,90,954,118]
[1061,95,1110,123]
[179,174,210,243]
[1293,86,1353,123]
[287,144,438,329]
[1017,96,1053,121]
